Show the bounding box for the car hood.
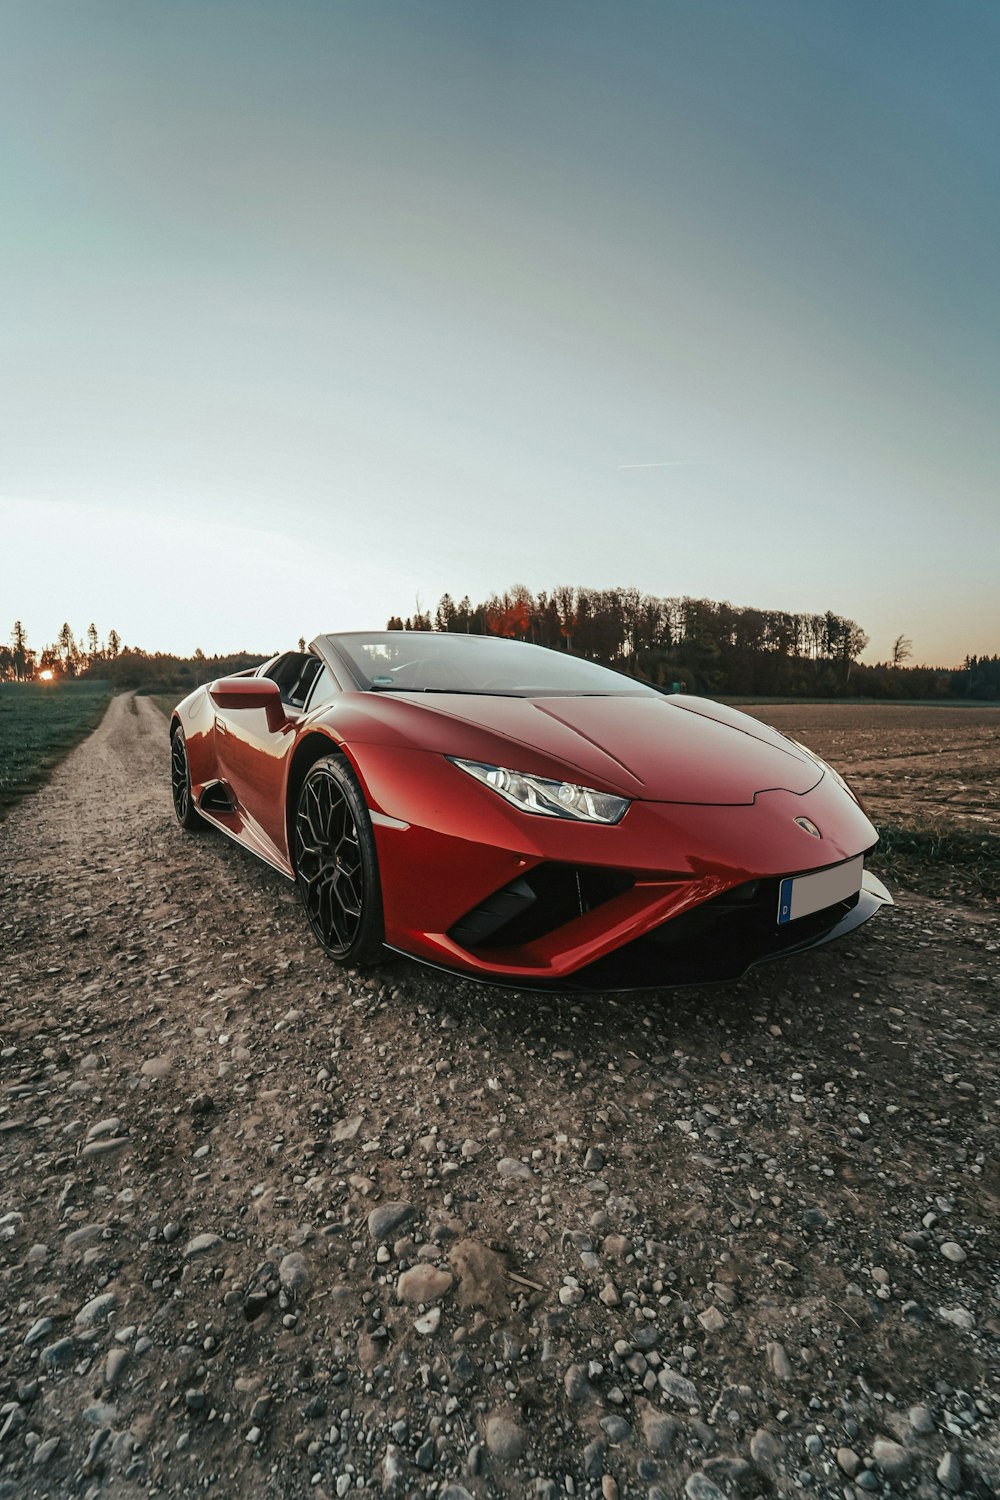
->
[404,693,822,805]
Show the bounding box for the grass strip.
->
[0,681,113,819]
[149,696,179,723]
[872,823,1000,900]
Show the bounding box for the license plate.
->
[777,855,863,925]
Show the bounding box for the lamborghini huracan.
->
[168,631,892,990]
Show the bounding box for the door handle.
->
[215,717,228,736]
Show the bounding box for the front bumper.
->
[387,867,893,992]
[351,743,892,990]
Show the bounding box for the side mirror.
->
[209,677,287,731]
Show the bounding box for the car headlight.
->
[788,739,856,800]
[448,758,629,824]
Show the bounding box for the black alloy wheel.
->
[170,727,204,831]
[294,755,385,966]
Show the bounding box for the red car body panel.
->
[362,756,876,977]
[170,633,891,989]
[373,693,823,801]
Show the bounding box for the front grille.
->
[572,875,862,990]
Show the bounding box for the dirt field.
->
[739,705,999,836]
[1,696,997,1500]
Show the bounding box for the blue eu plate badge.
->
[776,856,863,926]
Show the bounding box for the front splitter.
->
[385,870,895,995]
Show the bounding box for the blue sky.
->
[1,1,997,663]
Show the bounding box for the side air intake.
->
[199,780,236,813]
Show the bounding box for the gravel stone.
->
[23,1317,53,1347]
[31,1437,60,1467]
[485,1414,526,1462]
[579,1436,604,1476]
[81,1136,129,1157]
[564,1363,591,1401]
[937,1305,974,1331]
[183,1232,222,1258]
[600,1414,631,1443]
[367,1201,414,1242]
[397,1264,454,1303]
[40,1338,75,1367]
[749,1428,782,1465]
[497,1157,532,1180]
[872,1439,910,1478]
[658,1369,701,1407]
[75,1291,117,1326]
[642,1407,679,1455]
[83,1426,112,1470]
[278,1251,310,1294]
[704,1456,756,1490]
[105,1347,129,1387]
[835,1447,860,1477]
[64,1225,101,1250]
[908,1404,935,1435]
[685,1473,727,1500]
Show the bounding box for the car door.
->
[214,653,322,867]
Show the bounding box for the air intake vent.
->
[199,780,236,813]
[449,864,634,951]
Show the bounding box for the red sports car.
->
[169,631,892,990]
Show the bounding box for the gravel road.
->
[1,693,997,1500]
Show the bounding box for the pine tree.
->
[58,622,77,677]
[11,620,29,680]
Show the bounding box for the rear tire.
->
[293,755,385,967]
[170,726,205,831]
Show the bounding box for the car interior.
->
[262,652,323,710]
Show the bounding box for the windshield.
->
[325,632,655,697]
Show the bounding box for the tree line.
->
[0,621,267,694]
[4,603,998,699]
[1,620,123,682]
[386,586,1000,700]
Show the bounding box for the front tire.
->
[293,755,385,967]
[170,727,204,831]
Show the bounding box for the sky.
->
[1,0,998,666]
